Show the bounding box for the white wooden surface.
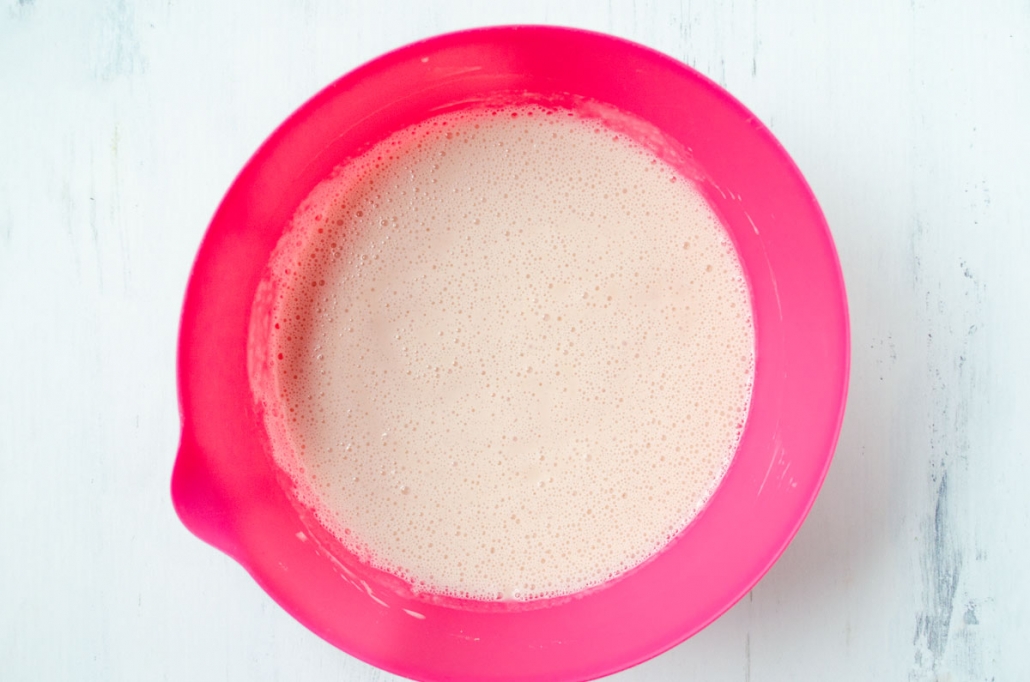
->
[2,1,1028,680]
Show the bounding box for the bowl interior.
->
[172,26,849,682]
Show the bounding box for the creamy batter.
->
[263,104,754,601]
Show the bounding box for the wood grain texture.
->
[2,1,1027,680]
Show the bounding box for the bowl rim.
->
[173,24,851,681]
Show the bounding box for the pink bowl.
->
[173,26,849,681]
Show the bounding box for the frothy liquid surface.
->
[267,105,754,601]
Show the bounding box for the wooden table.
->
[2,1,1026,679]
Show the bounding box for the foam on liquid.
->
[265,105,755,601]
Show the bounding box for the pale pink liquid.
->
[264,105,754,601]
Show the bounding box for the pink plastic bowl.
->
[173,26,849,681]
